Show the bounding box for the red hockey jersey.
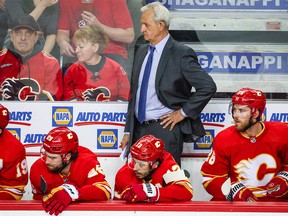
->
[0,129,28,200]
[0,48,63,101]
[63,57,130,101]
[201,122,288,201]
[114,152,193,201]
[30,146,111,201]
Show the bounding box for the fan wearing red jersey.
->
[114,134,193,202]
[0,15,62,101]
[63,25,130,102]
[201,88,288,202]
[30,127,111,215]
[0,104,28,200]
[57,0,134,76]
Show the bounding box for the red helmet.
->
[0,104,9,130]
[43,126,78,154]
[232,88,266,116]
[130,135,165,162]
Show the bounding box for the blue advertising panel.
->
[196,51,288,74]
[145,0,288,10]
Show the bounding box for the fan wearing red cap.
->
[0,104,28,200]
[30,126,111,215]
[114,134,193,202]
[201,88,288,202]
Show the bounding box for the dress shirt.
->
[135,34,174,121]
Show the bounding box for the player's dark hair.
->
[143,159,162,181]
[70,151,78,161]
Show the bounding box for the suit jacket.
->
[125,36,217,144]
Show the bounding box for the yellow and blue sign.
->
[194,130,214,150]
[7,128,21,140]
[97,129,118,149]
[262,108,267,122]
[52,106,73,127]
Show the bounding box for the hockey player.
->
[30,126,111,215]
[114,134,193,202]
[0,104,28,200]
[201,88,288,202]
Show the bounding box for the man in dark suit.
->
[120,2,217,166]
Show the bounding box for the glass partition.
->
[150,0,288,99]
[0,0,287,101]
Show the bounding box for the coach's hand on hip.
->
[160,109,185,131]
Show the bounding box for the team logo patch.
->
[97,129,118,149]
[262,108,267,122]
[52,107,73,127]
[194,130,214,150]
[7,128,21,140]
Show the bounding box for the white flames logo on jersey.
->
[234,154,276,187]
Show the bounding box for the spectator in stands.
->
[30,126,111,215]
[5,0,59,58]
[126,0,143,71]
[201,88,288,202]
[120,2,216,166]
[0,104,28,200]
[114,134,193,202]
[0,0,7,48]
[0,15,62,101]
[63,25,130,101]
[57,0,134,77]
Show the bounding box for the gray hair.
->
[141,2,171,28]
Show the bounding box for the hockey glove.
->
[42,184,79,215]
[267,171,288,198]
[226,182,257,202]
[121,183,160,203]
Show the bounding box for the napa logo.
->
[194,130,214,150]
[262,108,267,122]
[52,107,73,127]
[7,128,21,140]
[97,129,118,149]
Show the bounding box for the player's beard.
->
[134,170,150,179]
[47,163,65,174]
[234,116,256,133]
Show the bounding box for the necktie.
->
[138,45,155,124]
